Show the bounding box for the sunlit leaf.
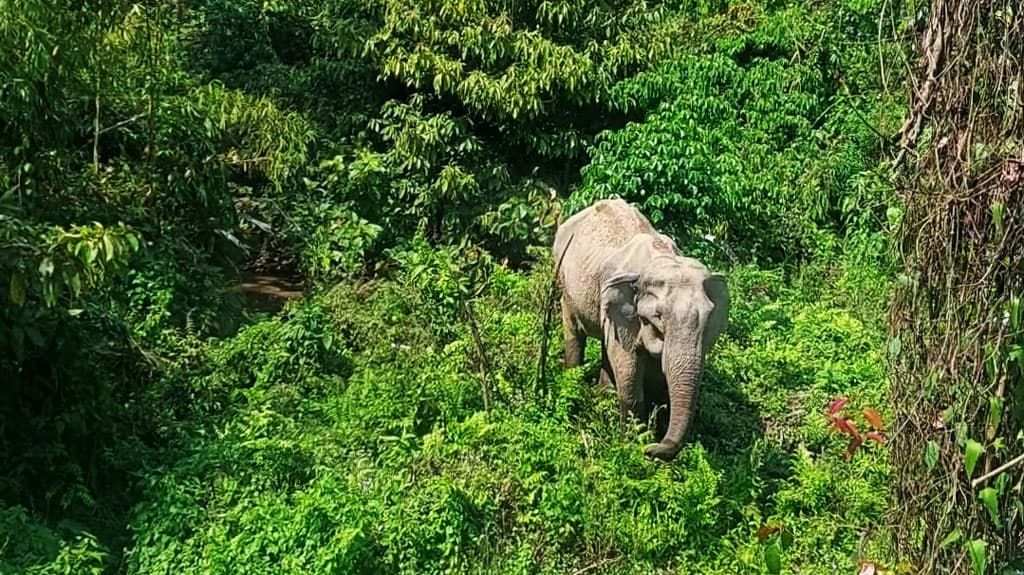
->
[965,440,985,479]
[966,539,987,575]
[764,541,781,575]
[978,487,1001,527]
[103,234,116,262]
[939,528,962,548]
[925,440,940,471]
[991,201,1004,236]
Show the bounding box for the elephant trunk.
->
[645,334,703,461]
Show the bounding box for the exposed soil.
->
[225,272,305,313]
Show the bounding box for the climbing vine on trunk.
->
[890,0,1024,571]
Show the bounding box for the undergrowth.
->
[65,235,892,575]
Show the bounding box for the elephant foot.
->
[644,442,680,462]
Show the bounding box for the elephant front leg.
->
[606,343,646,430]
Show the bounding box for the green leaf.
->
[965,439,985,479]
[979,487,1001,527]
[9,272,26,305]
[966,539,987,575]
[779,529,794,551]
[764,541,781,575]
[986,396,1003,438]
[102,234,116,262]
[939,528,962,548]
[995,471,1010,495]
[888,335,902,358]
[991,201,1004,236]
[925,440,939,471]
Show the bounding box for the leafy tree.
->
[572,1,902,265]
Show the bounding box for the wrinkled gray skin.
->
[553,198,729,461]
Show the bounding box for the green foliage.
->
[573,1,902,265]
[365,0,688,126]
[1,0,904,572]
[0,506,111,575]
[119,244,892,574]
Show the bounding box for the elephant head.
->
[600,258,728,461]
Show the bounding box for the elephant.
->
[552,198,729,461]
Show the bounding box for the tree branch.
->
[971,452,1024,489]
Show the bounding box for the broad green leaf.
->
[979,487,1001,527]
[102,234,116,262]
[995,471,1010,494]
[939,528,962,548]
[888,335,901,358]
[965,439,985,479]
[966,539,987,575]
[764,541,781,575]
[780,529,794,551]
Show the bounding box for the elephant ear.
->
[702,272,729,351]
[600,271,642,353]
[703,273,728,313]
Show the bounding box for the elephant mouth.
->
[644,337,664,357]
[640,323,664,357]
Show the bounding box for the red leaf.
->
[827,397,849,416]
[862,408,884,430]
[755,524,782,540]
[831,416,861,441]
[866,431,887,444]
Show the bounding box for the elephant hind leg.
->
[561,297,586,368]
[598,343,614,391]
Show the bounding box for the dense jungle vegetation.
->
[2,0,1021,573]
